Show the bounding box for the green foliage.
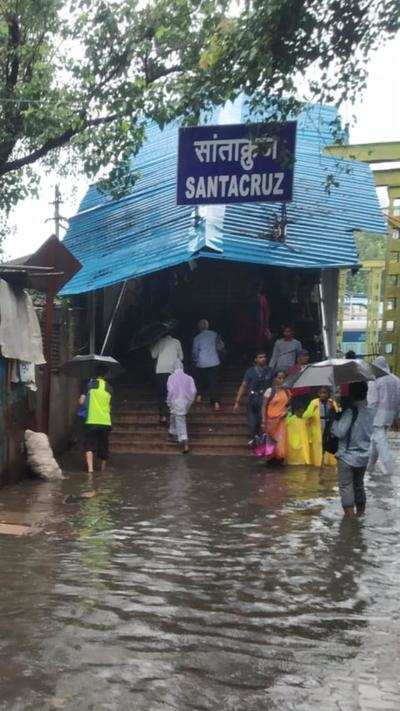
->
[347,232,387,295]
[0,0,398,217]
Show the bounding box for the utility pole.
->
[49,184,68,239]
[42,185,67,433]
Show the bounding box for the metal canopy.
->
[60,102,387,296]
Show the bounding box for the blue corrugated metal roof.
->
[61,101,386,295]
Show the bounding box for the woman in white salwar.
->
[167,361,197,454]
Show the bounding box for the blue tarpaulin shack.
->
[61,101,386,357]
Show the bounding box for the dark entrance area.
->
[93,260,327,456]
[111,260,323,379]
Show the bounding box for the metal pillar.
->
[100,281,127,355]
[89,290,96,354]
[365,260,384,359]
[318,281,330,358]
[336,269,347,355]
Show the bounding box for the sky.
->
[3,34,399,261]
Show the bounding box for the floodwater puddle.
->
[0,453,399,709]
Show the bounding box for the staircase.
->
[110,366,249,455]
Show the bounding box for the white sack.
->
[24,430,63,481]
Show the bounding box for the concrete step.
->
[112,422,248,437]
[113,412,246,428]
[110,369,252,455]
[115,389,240,401]
[110,443,249,456]
[111,428,248,441]
[110,431,247,451]
[115,400,242,412]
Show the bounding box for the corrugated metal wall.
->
[61,102,386,296]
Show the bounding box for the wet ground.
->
[0,448,400,710]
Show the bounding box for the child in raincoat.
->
[303,386,339,467]
[286,400,310,466]
[167,360,197,454]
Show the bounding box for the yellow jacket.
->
[303,397,338,467]
[286,414,310,466]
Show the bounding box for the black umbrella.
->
[61,354,122,379]
[129,319,178,351]
[284,358,387,389]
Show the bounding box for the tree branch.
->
[6,12,21,90]
[145,62,182,83]
[0,113,119,176]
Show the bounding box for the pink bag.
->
[253,434,276,459]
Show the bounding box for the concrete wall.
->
[321,268,339,357]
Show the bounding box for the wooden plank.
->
[324,142,400,163]
[373,169,400,188]
[0,523,30,536]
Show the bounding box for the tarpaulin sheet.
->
[0,280,45,364]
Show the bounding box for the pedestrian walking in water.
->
[262,371,291,462]
[192,319,224,411]
[151,331,183,423]
[233,351,273,446]
[78,366,112,474]
[167,360,197,454]
[332,381,374,518]
[286,400,310,466]
[367,356,400,475]
[303,387,339,467]
[269,326,302,374]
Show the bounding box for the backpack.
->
[323,406,358,455]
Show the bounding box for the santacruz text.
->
[185,172,285,200]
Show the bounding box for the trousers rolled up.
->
[368,426,395,475]
[169,414,188,442]
[337,459,366,511]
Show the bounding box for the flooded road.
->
[0,453,399,710]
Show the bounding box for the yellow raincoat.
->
[286,414,310,465]
[303,397,339,467]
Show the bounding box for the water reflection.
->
[0,454,399,710]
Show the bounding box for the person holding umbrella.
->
[78,365,112,474]
[332,381,374,518]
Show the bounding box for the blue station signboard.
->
[177,121,296,206]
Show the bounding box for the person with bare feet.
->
[332,381,373,518]
[79,366,112,474]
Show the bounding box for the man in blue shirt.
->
[192,319,225,411]
[233,351,273,445]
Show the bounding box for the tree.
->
[347,231,387,295]
[0,0,398,214]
